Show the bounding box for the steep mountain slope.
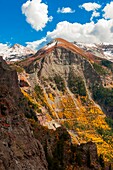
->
[0,56,105,170]
[0,56,48,170]
[0,44,35,61]
[12,38,113,163]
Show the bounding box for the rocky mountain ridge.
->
[0,39,113,63]
[74,42,113,62]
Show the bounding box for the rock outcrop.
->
[29,121,102,170]
[0,56,48,170]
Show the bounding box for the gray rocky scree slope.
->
[0,56,48,170]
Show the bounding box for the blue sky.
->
[0,0,113,50]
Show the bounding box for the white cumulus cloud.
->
[80,2,101,11]
[22,0,53,31]
[47,21,97,43]
[90,11,100,21]
[80,2,101,21]
[103,2,113,19]
[0,43,9,54]
[26,37,47,51]
[26,19,113,50]
[57,7,75,13]
[47,20,113,43]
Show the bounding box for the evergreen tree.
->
[109,164,111,170]
[99,154,105,168]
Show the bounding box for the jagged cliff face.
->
[11,38,113,163]
[0,57,48,170]
[30,123,102,170]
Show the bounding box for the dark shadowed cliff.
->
[0,56,48,170]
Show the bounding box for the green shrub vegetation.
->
[34,84,44,100]
[68,75,86,96]
[93,85,113,107]
[64,121,70,129]
[54,75,65,92]
[93,63,108,75]
[101,60,113,70]
[96,127,113,144]
[10,64,24,73]
[105,117,113,129]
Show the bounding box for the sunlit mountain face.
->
[0,0,113,169]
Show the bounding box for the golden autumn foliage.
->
[22,87,113,162]
[46,92,113,162]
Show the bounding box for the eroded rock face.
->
[29,122,102,170]
[75,142,101,169]
[0,56,48,170]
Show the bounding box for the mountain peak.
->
[0,43,35,62]
[37,38,87,59]
[12,43,23,48]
